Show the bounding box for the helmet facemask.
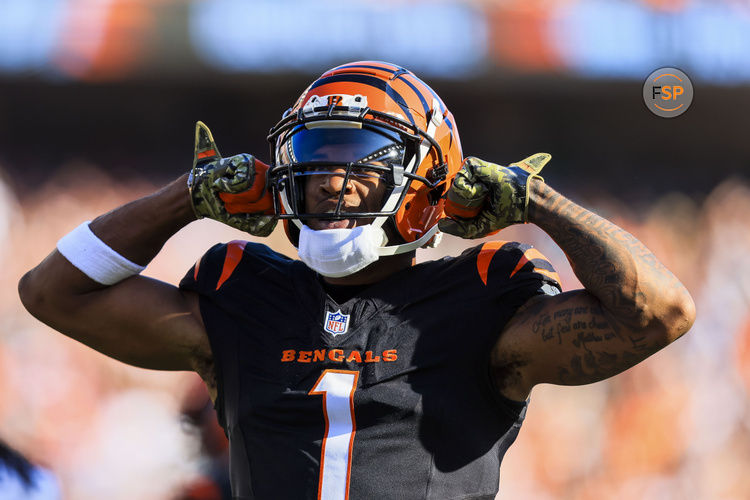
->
[267,93,448,253]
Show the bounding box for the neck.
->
[321,251,416,286]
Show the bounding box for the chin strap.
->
[377,224,440,256]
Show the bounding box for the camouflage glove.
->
[438,153,551,239]
[188,121,276,237]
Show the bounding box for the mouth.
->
[305,207,357,230]
[309,218,355,230]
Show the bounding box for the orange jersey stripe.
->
[344,371,359,500]
[509,247,561,283]
[532,267,561,283]
[476,241,507,286]
[215,240,247,290]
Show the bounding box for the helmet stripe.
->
[308,73,415,125]
[326,63,449,130]
[392,75,430,117]
[398,72,454,133]
[335,62,400,73]
[333,63,432,119]
[400,73,454,132]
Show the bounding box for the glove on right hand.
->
[188,121,276,237]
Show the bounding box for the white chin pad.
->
[297,224,387,277]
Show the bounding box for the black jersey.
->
[180,240,561,500]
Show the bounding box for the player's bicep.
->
[492,289,648,400]
[75,276,210,370]
[24,252,210,372]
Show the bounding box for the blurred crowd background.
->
[1,0,749,498]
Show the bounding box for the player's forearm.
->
[19,174,195,302]
[527,180,695,344]
[88,173,195,265]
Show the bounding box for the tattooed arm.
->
[491,180,696,401]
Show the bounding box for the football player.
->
[19,61,695,499]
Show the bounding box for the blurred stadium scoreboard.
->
[0,0,747,198]
[1,0,750,83]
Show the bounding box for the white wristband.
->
[57,222,146,285]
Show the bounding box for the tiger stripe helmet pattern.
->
[267,61,463,252]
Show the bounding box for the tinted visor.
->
[273,125,412,218]
[286,125,405,168]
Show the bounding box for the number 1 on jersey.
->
[309,369,360,500]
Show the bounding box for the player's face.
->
[285,125,402,230]
[303,165,388,230]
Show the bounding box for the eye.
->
[351,170,386,182]
[294,168,386,183]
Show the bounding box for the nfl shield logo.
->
[324,309,350,336]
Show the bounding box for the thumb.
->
[193,121,222,169]
[510,152,551,176]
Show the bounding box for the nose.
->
[320,169,353,196]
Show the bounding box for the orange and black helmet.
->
[267,61,463,253]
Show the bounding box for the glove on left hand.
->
[438,153,551,239]
[188,121,276,237]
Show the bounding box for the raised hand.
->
[188,121,276,237]
[438,153,551,239]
